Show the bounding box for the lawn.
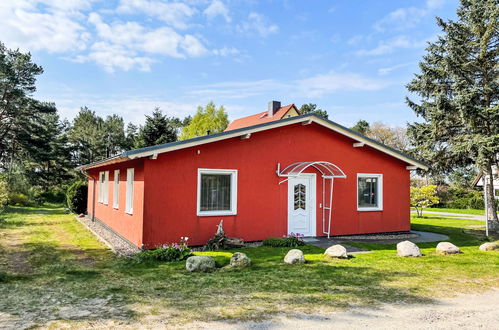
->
[422,207,485,215]
[0,206,498,328]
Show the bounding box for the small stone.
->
[284,249,305,264]
[324,244,348,260]
[479,242,499,251]
[229,252,251,268]
[186,255,216,272]
[397,240,422,257]
[436,242,460,255]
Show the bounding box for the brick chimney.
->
[268,101,281,117]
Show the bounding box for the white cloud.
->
[374,0,446,32]
[0,0,90,53]
[356,35,434,56]
[79,12,208,71]
[378,62,414,75]
[203,0,231,23]
[116,0,196,30]
[212,46,239,56]
[297,71,389,97]
[238,12,278,37]
[188,72,389,99]
[72,42,155,72]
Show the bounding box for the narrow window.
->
[103,171,109,205]
[125,168,134,214]
[197,169,237,216]
[113,170,120,209]
[98,171,105,203]
[357,174,383,211]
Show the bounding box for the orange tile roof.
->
[225,104,298,131]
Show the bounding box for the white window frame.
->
[357,173,383,211]
[98,171,104,203]
[103,171,109,205]
[197,168,238,216]
[125,168,134,215]
[113,169,120,209]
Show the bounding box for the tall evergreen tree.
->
[406,0,499,230]
[0,42,46,167]
[299,103,329,119]
[104,114,127,157]
[68,107,106,165]
[180,102,228,140]
[135,108,179,148]
[351,120,370,135]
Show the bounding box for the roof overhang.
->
[77,114,429,171]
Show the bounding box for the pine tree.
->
[180,102,228,140]
[406,0,499,230]
[135,108,178,148]
[68,107,106,165]
[299,103,329,119]
[104,114,127,157]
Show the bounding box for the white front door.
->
[288,175,316,236]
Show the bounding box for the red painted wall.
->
[139,122,410,247]
[87,159,145,247]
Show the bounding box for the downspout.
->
[80,169,96,222]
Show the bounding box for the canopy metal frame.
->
[276,161,347,238]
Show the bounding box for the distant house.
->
[472,168,499,199]
[78,101,427,248]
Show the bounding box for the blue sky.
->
[1,0,458,126]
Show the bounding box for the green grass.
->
[422,207,485,215]
[0,206,498,328]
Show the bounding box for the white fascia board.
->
[127,116,428,171]
[311,117,429,171]
[127,117,311,159]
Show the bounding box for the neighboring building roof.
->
[472,167,499,187]
[224,104,299,131]
[77,113,429,171]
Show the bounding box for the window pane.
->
[358,177,378,208]
[200,174,231,211]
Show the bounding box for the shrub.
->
[0,179,8,213]
[8,193,34,206]
[66,181,88,214]
[134,237,192,262]
[262,233,305,247]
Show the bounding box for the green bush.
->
[8,193,35,206]
[262,234,305,247]
[134,243,192,262]
[0,179,8,213]
[66,181,88,214]
[436,186,484,210]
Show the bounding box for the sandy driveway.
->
[184,290,499,330]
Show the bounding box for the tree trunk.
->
[483,167,499,232]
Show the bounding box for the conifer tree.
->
[406,0,499,230]
[135,108,179,148]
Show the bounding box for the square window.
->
[357,174,383,211]
[197,169,237,216]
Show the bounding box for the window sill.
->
[197,211,237,217]
[125,210,133,215]
[357,207,383,212]
[113,206,119,210]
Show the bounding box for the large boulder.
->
[186,255,216,272]
[436,242,461,255]
[397,240,422,257]
[230,252,252,268]
[284,249,305,264]
[479,242,499,251]
[324,244,348,260]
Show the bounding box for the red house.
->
[79,101,427,248]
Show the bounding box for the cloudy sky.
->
[1,0,458,126]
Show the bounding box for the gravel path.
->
[76,216,139,256]
[183,290,499,329]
